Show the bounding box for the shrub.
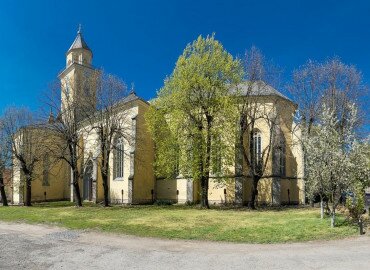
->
[153,199,173,206]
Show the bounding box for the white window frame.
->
[114,137,124,181]
[253,131,262,165]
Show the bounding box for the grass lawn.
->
[0,202,359,243]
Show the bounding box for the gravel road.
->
[0,222,369,270]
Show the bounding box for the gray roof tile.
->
[232,81,292,102]
[68,31,91,52]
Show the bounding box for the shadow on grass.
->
[33,201,93,208]
[30,202,310,212]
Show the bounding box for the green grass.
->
[0,202,358,243]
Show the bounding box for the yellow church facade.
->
[11,29,305,206]
[156,89,305,205]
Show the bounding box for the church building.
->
[11,29,305,206]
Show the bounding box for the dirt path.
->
[0,221,369,270]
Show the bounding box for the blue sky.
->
[0,0,369,124]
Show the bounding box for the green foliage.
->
[184,200,197,206]
[153,199,174,206]
[146,34,243,182]
[346,183,366,222]
[146,106,179,178]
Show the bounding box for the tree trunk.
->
[0,176,8,206]
[325,200,331,215]
[198,151,208,208]
[359,219,364,235]
[100,144,110,207]
[102,171,110,207]
[331,208,336,228]
[201,118,212,209]
[25,175,32,206]
[69,142,82,207]
[197,121,210,209]
[72,169,82,207]
[320,197,324,219]
[309,198,314,207]
[248,175,260,210]
[200,175,209,208]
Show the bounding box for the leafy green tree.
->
[147,34,243,208]
[346,182,366,234]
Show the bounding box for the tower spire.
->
[67,25,91,53]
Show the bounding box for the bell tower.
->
[58,25,98,119]
[65,24,93,67]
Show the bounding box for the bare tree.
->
[322,58,365,129]
[289,60,325,135]
[0,120,10,206]
[44,76,95,207]
[288,60,327,207]
[289,57,367,208]
[0,164,8,206]
[1,107,44,206]
[289,57,366,135]
[81,71,131,207]
[238,47,284,209]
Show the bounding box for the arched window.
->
[253,130,262,165]
[114,138,124,180]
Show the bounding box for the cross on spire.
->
[77,24,82,34]
[130,83,136,95]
